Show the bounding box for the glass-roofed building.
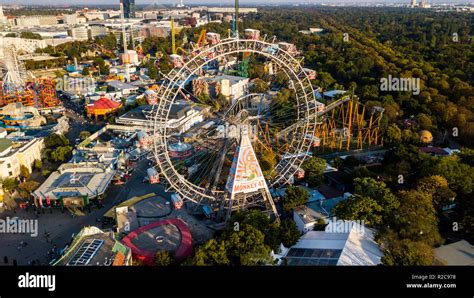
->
[281,221,383,266]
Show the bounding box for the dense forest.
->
[179,8,473,146]
[241,8,473,147]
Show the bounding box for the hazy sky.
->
[0,0,472,5]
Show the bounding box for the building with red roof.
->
[86,97,122,119]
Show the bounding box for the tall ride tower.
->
[234,0,239,37]
[120,2,130,82]
[222,124,279,220]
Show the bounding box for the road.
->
[318,148,388,160]
[0,157,167,266]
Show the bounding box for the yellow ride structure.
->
[314,99,384,151]
[254,97,384,155]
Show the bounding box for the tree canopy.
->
[282,186,309,212]
[301,157,326,187]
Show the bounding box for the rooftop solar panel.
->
[285,248,342,266]
[67,239,104,266]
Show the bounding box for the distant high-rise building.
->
[410,0,417,7]
[419,0,431,8]
[121,0,136,19]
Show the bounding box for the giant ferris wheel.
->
[149,30,321,221]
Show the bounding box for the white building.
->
[83,11,107,21]
[13,16,58,28]
[53,226,132,266]
[33,159,116,204]
[1,37,47,54]
[63,14,77,25]
[69,26,89,40]
[117,101,207,134]
[76,15,88,24]
[167,102,206,134]
[106,80,139,96]
[89,25,108,38]
[293,205,326,233]
[281,221,383,266]
[0,137,44,179]
[198,75,250,102]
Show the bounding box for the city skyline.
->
[0,0,472,6]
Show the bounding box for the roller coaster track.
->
[277,95,351,138]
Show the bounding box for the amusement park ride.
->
[0,45,60,109]
[147,0,384,222]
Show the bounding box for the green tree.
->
[82,67,90,76]
[33,159,42,170]
[147,63,158,80]
[334,178,399,226]
[381,238,434,266]
[51,146,73,162]
[249,78,269,93]
[333,195,384,226]
[20,31,42,40]
[2,178,18,193]
[313,218,327,231]
[458,148,474,166]
[279,219,301,247]
[282,186,309,212]
[430,156,473,197]
[79,131,91,140]
[44,133,69,148]
[95,33,117,50]
[416,113,433,131]
[301,157,326,187]
[19,165,30,180]
[93,57,109,75]
[189,239,230,266]
[18,180,40,198]
[417,176,455,211]
[385,124,402,145]
[454,194,474,243]
[155,251,173,266]
[228,210,280,251]
[223,224,274,265]
[390,190,442,246]
[383,144,434,182]
[248,61,267,80]
[159,59,173,74]
[354,178,399,212]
